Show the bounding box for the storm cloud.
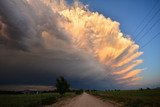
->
[0,0,143,89]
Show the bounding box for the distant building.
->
[22,89,39,94]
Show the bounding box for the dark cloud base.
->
[0,0,131,90]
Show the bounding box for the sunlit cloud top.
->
[0,0,143,89]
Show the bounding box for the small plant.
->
[75,89,83,95]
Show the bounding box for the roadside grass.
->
[0,92,75,107]
[89,89,160,107]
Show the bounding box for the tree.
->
[55,76,70,95]
[146,87,150,90]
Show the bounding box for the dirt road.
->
[45,92,119,107]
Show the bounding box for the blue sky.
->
[70,0,160,87]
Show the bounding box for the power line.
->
[141,32,160,49]
[134,7,160,41]
[137,17,160,42]
[133,0,159,39]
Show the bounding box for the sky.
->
[77,0,160,88]
[0,0,160,90]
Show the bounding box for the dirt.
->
[44,92,120,107]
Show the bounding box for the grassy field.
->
[0,92,75,107]
[89,89,160,107]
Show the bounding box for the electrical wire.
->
[141,32,160,49]
[133,0,159,38]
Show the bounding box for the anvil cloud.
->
[0,0,143,89]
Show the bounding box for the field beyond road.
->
[0,92,74,107]
[89,89,160,107]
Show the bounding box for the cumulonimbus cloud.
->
[0,0,143,89]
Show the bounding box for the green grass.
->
[89,90,160,107]
[0,92,75,107]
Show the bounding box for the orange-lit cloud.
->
[41,0,143,86]
[0,0,143,88]
[121,69,142,79]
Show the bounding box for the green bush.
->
[75,89,83,95]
